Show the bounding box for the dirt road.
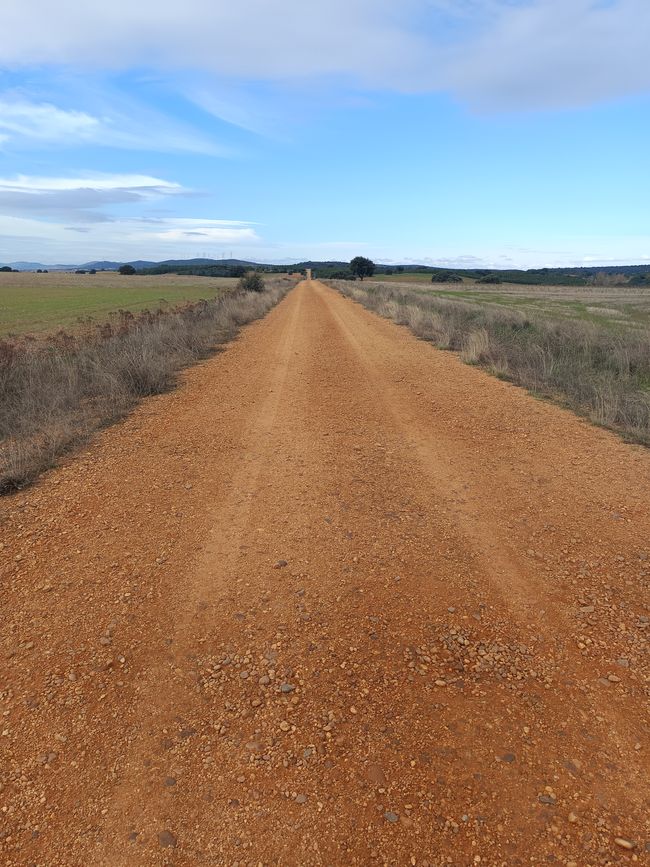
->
[1,280,649,866]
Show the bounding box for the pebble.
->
[295,794,308,804]
[273,560,288,569]
[614,838,635,850]
[280,683,295,693]
[158,830,177,848]
[279,721,290,732]
[384,811,399,823]
[164,777,177,787]
[538,795,556,806]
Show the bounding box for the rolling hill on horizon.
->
[2,258,649,287]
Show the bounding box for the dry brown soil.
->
[1,280,649,866]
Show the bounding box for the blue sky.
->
[0,0,649,267]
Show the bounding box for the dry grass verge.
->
[329,280,650,446]
[0,279,294,493]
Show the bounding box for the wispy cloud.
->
[0,92,225,154]
[0,174,260,260]
[0,173,186,223]
[144,218,260,244]
[0,213,262,262]
[0,100,100,142]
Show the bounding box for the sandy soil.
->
[1,280,648,866]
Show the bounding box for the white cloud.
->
[0,0,432,88]
[0,173,186,222]
[443,0,650,110]
[0,176,261,260]
[0,174,181,193]
[0,212,262,263]
[1,1,648,110]
[142,218,260,243]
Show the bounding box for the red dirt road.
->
[1,280,649,866]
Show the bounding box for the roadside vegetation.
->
[0,275,293,493]
[329,280,650,446]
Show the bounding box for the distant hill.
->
[2,261,52,271]
[3,257,649,286]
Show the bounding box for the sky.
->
[0,0,649,268]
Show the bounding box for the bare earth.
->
[1,280,649,866]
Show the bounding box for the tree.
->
[238,271,265,293]
[118,264,136,275]
[350,256,375,281]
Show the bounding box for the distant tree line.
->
[57,256,650,289]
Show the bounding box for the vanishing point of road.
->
[1,280,649,865]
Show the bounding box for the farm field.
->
[368,276,650,328]
[0,271,237,335]
[1,279,648,866]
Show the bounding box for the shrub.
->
[118,264,136,275]
[431,271,462,283]
[238,271,265,293]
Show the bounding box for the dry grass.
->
[0,278,294,493]
[330,280,650,446]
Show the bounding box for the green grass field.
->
[0,272,238,335]
[368,275,650,329]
